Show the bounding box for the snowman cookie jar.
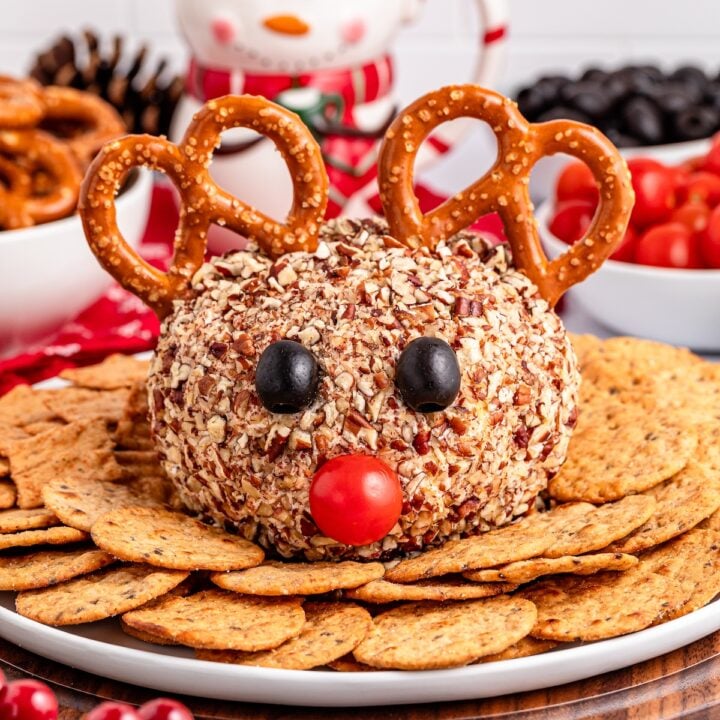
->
[173,0,510,250]
[80,85,633,560]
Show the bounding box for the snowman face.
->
[176,0,422,73]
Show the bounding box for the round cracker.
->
[520,566,678,642]
[353,597,537,670]
[0,508,59,534]
[464,553,638,584]
[478,636,559,663]
[549,401,697,503]
[0,480,16,509]
[196,602,372,670]
[42,476,163,532]
[0,548,115,591]
[121,619,178,646]
[122,589,305,651]
[211,560,385,596]
[384,512,557,583]
[641,528,720,621]
[0,526,88,550]
[346,578,517,603]
[544,495,656,558]
[609,462,720,554]
[91,506,264,571]
[16,564,189,626]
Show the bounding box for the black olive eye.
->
[396,337,461,413]
[255,340,319,414]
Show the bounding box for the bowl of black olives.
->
[519,63,718,201]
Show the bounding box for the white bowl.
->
[0,169,153,358]
[537,200,720,351]
[530,138,712,205]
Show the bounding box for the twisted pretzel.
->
[379,85,634,307]
[40,86,126,170]
[80,95,329,318]
[0,130,81,230]
[0,76,44,129]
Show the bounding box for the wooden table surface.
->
[3,632,720,720]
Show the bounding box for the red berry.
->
[548,200,595,244]
[310,455,403,546]
[0,680,58,720]
[138,699,194,720]
[85,702,141,720]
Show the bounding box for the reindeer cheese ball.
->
[80,86,633,560]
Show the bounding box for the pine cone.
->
[29,30,184,137]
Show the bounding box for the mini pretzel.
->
[379,85,634,307]
[40,86,126,170]
[80,95,329,318]
[0,76,44,129]
[0,129,81,230]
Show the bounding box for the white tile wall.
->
[4,0,720,95]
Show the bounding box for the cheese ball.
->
[148,219,579,560]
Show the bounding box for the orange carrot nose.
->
[263,14,310,36]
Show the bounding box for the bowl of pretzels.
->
[0,76,152,356]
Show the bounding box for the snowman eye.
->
[396,337,461,414]
[255,340,319,414]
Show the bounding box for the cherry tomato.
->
[548,200,595,244]
[610,224,637,263]
[555,162,598,204]
[700,204,720,268]
[310,455,402,546]
[138,699,193,720]
[0,680,58,720]
[635,222,703,269]
[702,133,720,175]
[677,171,720,206]
[0,669,5,700]
[627,157,675,227]
[671,201,710,234]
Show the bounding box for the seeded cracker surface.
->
[149,219,579,560]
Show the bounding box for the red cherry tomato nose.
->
[310,455,403,547]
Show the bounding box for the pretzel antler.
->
[378,85,634,307]
[80,95,329,319]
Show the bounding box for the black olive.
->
[255,340,319,414]
[561,82,613,119]
[396,337,461,414]
[705,83,720,112]
[671,65,709,95]
[517,86,548,119]
[604,127,639,148]
[650,84,694,116]
[673,106,720,141]
[622,96,664,145]
[581,67,609,83]
[536,105,592,124]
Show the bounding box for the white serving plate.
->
[0,592,719,707]
[1,371,718,707]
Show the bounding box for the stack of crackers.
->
[0,337,719,673]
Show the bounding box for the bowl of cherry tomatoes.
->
[539,135,720,350]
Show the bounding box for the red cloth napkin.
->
[0,182,507,396]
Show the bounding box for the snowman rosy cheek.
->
[211,17,237,45]
[341,19,366,45]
